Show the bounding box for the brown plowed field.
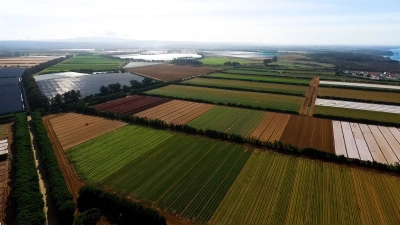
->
[299,77,319,116]
[250,113,291,142]
[279,115,334,153]
[94,95,171,115]
[135,100,215,125]
[0,56,61,68]
[125,64,217,81]
[43,116,86,201]
[47,113,126,150]
[0,123,11,222]
[319,87,400,104]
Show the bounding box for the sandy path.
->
[27,116,60,225]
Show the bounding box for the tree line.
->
[31,112,75,224]
[77,186,166,225]
[13,113,46,225]
[22,55,72,111]
[170,58,203,67]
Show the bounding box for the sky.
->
[1,0,400,45]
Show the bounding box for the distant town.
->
[341,70,400,81]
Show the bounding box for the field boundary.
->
[299,77,319,116]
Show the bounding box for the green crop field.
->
[225,69,369,82]
[315,106,400,125]
[182,78,308,95]
[199,56,261,65]
[67,125,251,224]
[146,85,304,113]
[269,59,335,69]
[207,73,311,85]
[187,106,267,137]
[40,55,123,74]
[234,67,336,75]
[209,151,400,225]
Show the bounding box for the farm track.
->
[299,77,319,116]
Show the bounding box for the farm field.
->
[94,95,171,115]
[207,73,310,85]
[316,99,400,114]
[146,85,304,113]
[320,80,400,90]
[269,58,335,69]
[135,100,215,125]
[126,64,217,81]
[224,69,365,81]
[187,106,267,137]
[209,151,400,225]
[250,112,291,142]
[182,78,308,95]
[46,113,126,150]
[0,124,10,221]
[199,56,261,65]
[279,116,334,153]
[0,56,60,68]
[315,106,400,125]
[233,67,336,75]
[332,121,400,165]
[319,87,400,104]
[40,55,123,73]
[67,125,252,224]
[0,124,9,140]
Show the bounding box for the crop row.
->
[209,151,400,224]
[207,73,311,85]
[67,125,251,224]
[145,85,304,113]
[182,78,308,96]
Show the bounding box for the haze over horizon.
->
[1,0,400,45]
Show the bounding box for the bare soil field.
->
[126,64,217,81]
[0,56,61,68]
[46,113,126,150]
[280,116,334,153]
[135,100,215,125]
[43,116,86,200]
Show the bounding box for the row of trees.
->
[170,58,203,66]
[49,90,82,111]
[13,113,46,225]
[30,112,75,224]
[263,56,278,66]
[223,61,241,66]
[77,186,167,225]
[75,106,400,174]
[22,55,72,111]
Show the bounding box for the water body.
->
[390,49,400,61]
[115,53,202,61]
[209,51,279,59]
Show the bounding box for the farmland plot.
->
[47,113,126,150]
[332,121,400,164]
[207,73,311,85]
[126,64,216,81]
[182,78,308,95]
[187,106,267,137]
[250,112,291,142]
[320,80,400,90]
[209,151,400,225]
[315,106,400,125]
[146,85,304,113]
[135,100,215,125]
[316,99,400,114]
[319,87,400,104]
[67,126,251,224]
[279,116,334,153]
[94,95,171,115]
